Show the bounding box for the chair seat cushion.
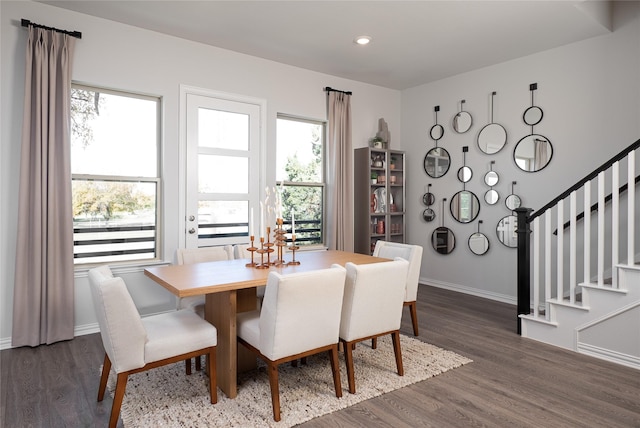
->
[143,309,217,364]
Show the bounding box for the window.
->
[71,85,161,265]
[276,115,325,246]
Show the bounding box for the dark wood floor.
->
[2,285,639,427]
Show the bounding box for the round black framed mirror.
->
[423,192,435,206]
[469,232,490,255]
[484,189,499,205]
[424,147,451,178]
[430,124,444,141]
[514,134,553,172]
[453,111,473,133]
[484,170,499,186]
[432,226,455,254]
[497,215,518,248]
[523,106,543,126]
[478,123,507,155]
[457,166,472,183]
[505,194,521,210]
[450,190,480,224]
[423,208,436,222]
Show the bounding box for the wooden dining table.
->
[144,249,389,398]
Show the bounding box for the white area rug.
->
[108,335,472,427]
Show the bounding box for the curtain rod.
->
[21,19,82,39]
[324,86,352,96]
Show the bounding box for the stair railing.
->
[516,138,639,334]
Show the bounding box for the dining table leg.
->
[205,288,257,399]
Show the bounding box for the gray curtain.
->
[12,27,76,347]
[326,91,353,251]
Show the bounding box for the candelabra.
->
[245,235,258,267]
[274,218,287,266]
[287,234,300,265]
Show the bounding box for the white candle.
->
[260,202,264,239]
[278,181,284,219]
[291,209,295,235]
[249,207,254,237]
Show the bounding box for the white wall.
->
[402,1,640,302]
[0,1,401,346]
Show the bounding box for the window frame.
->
[70,83,163,268]
[276,114,326,248]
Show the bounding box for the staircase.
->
[516,139,640,370]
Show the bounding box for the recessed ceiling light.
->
[354,36,371,45]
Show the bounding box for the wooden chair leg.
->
[267,362,281,422]
[408,301,419,336]
[98,353,111,402]
[371,338,378,349]
[207,348,217,404]
[391,331,404,376]
[109,372,129,428]
[343,340,357,394]
[195,356,202,371]
[185,358,192,375]
[328,346,343,398]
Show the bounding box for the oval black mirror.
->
[468,232,490,255]
[477,123,507,155]
[505,194,522,211]
[432,226,455,254]
[424,147,451,178]
[430,124,444,141]
[423,208,436,222]
[497,215,518,248]
[523,106,543,126]
[484,170,499,186]
[450,190,480,224]
[514,134,553,172]
[457,166,473,183]
[453,111,473,134]
[484,189,499,205]
[423,192,435,206]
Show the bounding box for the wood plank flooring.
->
[2,285,639,427]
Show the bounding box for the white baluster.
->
[557,200,564,302]
[597,172,605,287]
[584,180,591,285]
[612,162,619,279]
[628,150,636,267]
[533,216,540,318]
[570,191,576,304]
[545,211,552,319]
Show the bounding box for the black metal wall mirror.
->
[469,220,490,255]
[450,190,480,223]
[483,160,499,205]
[477,91,507,155]
[515,83,552,172]
[432,198,455,254]
[457,146,472,183]
[452,99,473,134]
[425,106,451,178]
[505,181,522,211]
[422,184,436,222]
[424,147,450,178]
[497,215,518,248]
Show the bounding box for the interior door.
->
[185,93,261,248]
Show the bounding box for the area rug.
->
[107,335,472,427]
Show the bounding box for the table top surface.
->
[144,250,389,297]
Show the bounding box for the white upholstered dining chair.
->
[373,241,424,336]
[175,245,233,372]
[236,266,347,422]
[339,258,409,393]
[88,265,218,428]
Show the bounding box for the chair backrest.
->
[373,241,423,302]
[340,258,409,342]
[176,245,234,265]
[88,266,147,373]
[233,243,251,259]
[259,266,347,361]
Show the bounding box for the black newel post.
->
[515,207,533,335]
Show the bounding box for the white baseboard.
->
[420,277,517,305]
[577,342,640,370]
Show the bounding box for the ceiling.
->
[39,1,613,90]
